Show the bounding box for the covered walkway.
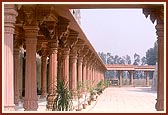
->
[86,87,157,113]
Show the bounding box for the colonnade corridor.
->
[88,87,157,113]
[3,3,164,112]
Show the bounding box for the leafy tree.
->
[98,52,106,64]
[133,53,140,65]
[146,41,158,65]
[141,56,147,65]
[123,55,131,64]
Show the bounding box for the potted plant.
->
[86,85,92,105]
[76,81,83,111]
[82,81,89,109]
[96,81,103,95]
[51,80,73,111]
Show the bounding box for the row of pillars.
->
[117,70,150,86]
[4,4,105,111]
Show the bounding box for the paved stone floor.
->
[14,86,164,113]
[84,87,158,113]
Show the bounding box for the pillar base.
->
[46,94,57,111]
[129,84,134,87]
[155,98,164,111]
[23,100,38,111]
[14,97,20,105]
[40,94,47,99]
[4,105,15,111]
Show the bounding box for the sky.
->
[80,9,157,62]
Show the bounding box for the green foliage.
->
[95,81,103,93]
[53,80,73,111]
[133,53,140,65]
[146,41,158,65]
[103,80,110,87]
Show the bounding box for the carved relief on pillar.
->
[39,20,57,40]
[68,29,79,48]
[57,16,70,38]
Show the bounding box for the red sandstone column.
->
[129,71,134,86]
[62,48,70,88]
[92,66,96,86]
[86,62,89,89]
[40,55,47,98]
[57,49,63,81]
[23,25,38,111]
[82,60,87,91]
[4,4,17,111]
[89,65,92,86]
[145,71,150,86]
[47,41,58,110]
[155,19,164,111]
[77,56,83,83]
[69,50,77,92]
[119,71,123,87]
[14,46,21,105]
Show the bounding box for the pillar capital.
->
[143,6,164,24]
[22,5,38,26]
[4,4,18,34]
[23,25,39,45]
[68,29,79,48]
[69,49,78,63]
[57,16,69,38]
[39,21,57,40]
[62,47,70,56]
[78,56,83,63]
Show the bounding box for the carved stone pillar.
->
[119,71,123,87]
[82,60,87,92]
[23,25,38,111]
[145,71,150,86]
[86,62,90,89]
[88,64,92,86]
[92,66,95,85]
[62,48,70,88]
[143,7,164,111]
[14,45,21,105]
[155,19,164,111]
[4,4,18,111]
[129,70,134,86]
[47,41,58,110]
[57,49,63,81]
[40,54,47,98]
[69,49,77,93]
[77,56,83,83]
